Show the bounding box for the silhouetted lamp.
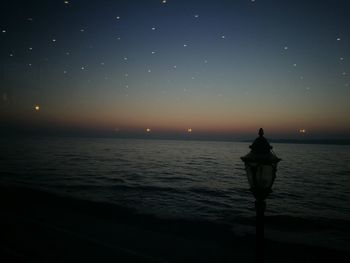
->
[240,128,281,263]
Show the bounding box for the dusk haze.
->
[1,0,350,140]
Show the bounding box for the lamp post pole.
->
[255,200,266,263]
[240,128,281,263]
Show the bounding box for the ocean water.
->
[1,137,350,246]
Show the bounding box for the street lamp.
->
[241,128,281,263]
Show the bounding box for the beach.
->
[1,183,349,263]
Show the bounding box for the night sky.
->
[1,0,349,139]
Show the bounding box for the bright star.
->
[34,105,40,111]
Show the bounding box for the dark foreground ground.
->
[0,184,349,263]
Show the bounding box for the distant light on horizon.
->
[188,128,192,133]
[146,128,151,133]
[299,129,306,134]
[34,105,40,111]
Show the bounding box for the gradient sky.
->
[1,0,349,139]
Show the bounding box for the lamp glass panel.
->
[245,164,254,189]
[256,164,275,189]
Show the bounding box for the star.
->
[151,51,156,54]
[34,105,40,111]
[64,1,69,4]
[63,70,67,74]
[116,16,120,20]
[283,46,288,50]
[221,35,226,39]
[173,65,177,69]
[9,53,13,57]
[123,57,128,61]
[187,128,192,133]
[148,69,152,73]
[336,37,341,41]
[146,128,151,132]
[52,38,57,42]
[1,30,6,33]
[29,47,33,51]
[81,66,85,70]
[80,29,85,32]
[28,63,32,67]
[183,44,187,47]
[151,27,156,30]
[340,57,344,61]
[162,0,167,4]
[194,14,199,18]
[293,63,297,67]
[66,51,70,55]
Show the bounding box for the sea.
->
[1,137,350,249]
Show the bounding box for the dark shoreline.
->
[1,183,349,262]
